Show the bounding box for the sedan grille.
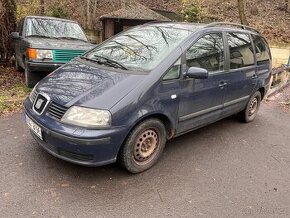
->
[48,102,67,120]
[30,89,38,103]
[53,50,85,63]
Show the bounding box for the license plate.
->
[25,115,43,140]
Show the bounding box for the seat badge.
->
[33,93,50,115]
[35,99,44,110]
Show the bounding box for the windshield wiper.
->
[93,55,128,70]
[80,56,100,63]
[57,36,87,42]
[80,55,128,70]
[26,35,56,39]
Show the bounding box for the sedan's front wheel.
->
[119,119,167,173]
[25,60,40,88]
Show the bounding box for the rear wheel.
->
[24,60,40,88]
[119,119,167,173]
[238,91,261,123]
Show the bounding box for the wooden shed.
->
[100,3,170,41]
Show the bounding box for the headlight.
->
[28,48,53,60]
[61,106,111,128]
[36,49,53,59]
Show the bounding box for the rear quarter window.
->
[252,35,271,65]
[227,33,255,69]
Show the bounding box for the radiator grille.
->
[48,102,67,120]
[30,89,38,103]
[53,49,85,63]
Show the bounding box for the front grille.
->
[53,49,85,63]
[48,102,67,120]
[30,89,38,103]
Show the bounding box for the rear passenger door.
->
[222,32,257,117]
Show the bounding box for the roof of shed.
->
[100,3,170,21]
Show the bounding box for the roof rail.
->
[205,22,260,34]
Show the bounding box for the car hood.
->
[25,37,95,50]
[36,59,146,109]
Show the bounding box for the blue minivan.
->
[24,22,272,173]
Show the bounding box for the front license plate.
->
[25,115,43,140]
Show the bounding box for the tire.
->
[237,91,262,123]
[119,118,167,173]
[24,60,40,88]
[15,57,24,72]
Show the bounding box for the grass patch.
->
[0,66,31,116]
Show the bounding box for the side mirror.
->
[185,67,208,79]
[10,32,21,40]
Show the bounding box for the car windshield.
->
[85,24,194,71]
[26,18,87,41]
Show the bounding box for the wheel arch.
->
[258,86,265,100]
[130,113,175,140]
[116,112,174,163]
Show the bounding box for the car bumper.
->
[27,61,64,73]
[24,99,128,167]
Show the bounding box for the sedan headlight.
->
[28,48,53,60]
[61,106,111,128]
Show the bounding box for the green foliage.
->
[49,4,68,18]
[16,0,40,21]
[16,0,68,20]
[180,1,201,22]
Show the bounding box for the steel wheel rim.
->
[133,129,159,164]
[248,97,258,116]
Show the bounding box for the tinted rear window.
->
[227,33,254,69]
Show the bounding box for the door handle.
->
[219,81,228,88]
[252,74,258,79]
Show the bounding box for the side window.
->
[186,33,224,72]
[252,35,270,65]
[227,33,254,69]
[17,19,24,36]
[163,59,181,81]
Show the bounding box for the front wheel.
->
[15,57,24,72]
[119,119,167,173]
[238,91,262,123]
[24,61,40,88]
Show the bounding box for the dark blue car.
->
[24,22,272,173]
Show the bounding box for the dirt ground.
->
[0,66,30,115]
[266,83,290,111]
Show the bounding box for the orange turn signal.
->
[28,48,37,59]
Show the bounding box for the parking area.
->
[1,98,290,217]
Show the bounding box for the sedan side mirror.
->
[185,67,208,79]
[10,32,21,40]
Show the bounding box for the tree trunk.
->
[86,0,91,29]
[92,0,98,28]
[0,0,17,65]
[237,0,249,25]
[40,0,45,15]
[288,0,290,12]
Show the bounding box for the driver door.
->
[177,32,227,134]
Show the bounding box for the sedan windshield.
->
[26,18,87,41]
[85,24,194,71]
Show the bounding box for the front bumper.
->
[24,98,128,166]
[27,61,63,73]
